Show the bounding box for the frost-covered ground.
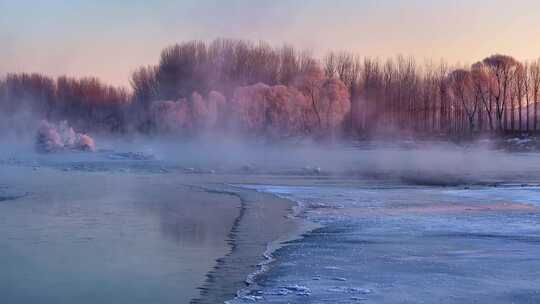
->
[231,184,540,303]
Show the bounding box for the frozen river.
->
[232,184,540,303]
[2,142,540,303]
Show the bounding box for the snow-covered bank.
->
[229,184,540,303]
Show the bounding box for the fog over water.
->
[3,1,540,302]
[3,129,540,185]
[2,131,540,303]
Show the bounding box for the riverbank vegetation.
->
[2,39,540,139]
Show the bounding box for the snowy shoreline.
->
[224,184,321,303]
[226,183,540,303]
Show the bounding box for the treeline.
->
[2,38,540,138]
[0,74,129,133]
[346,54,540,135]
[132,39,350,136]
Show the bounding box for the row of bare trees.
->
[2,38,540,138]
[130,39,341,134]
[323,52,540,136]
[0,73,129,132]
[130,39,316,107]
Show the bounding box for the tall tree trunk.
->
[519,97,523,132]
[526,95,530,132]
[511,100,515,131]
[533,96,538,131]
[503,104,507,132]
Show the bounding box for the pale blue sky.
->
[1,0,540,86]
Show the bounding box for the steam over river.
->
[1,142,540,303]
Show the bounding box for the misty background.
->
[2,0,540,184]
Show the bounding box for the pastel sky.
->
[1,0,540,87]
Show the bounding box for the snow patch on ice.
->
[107,152,155,160]
[263,284,312,296]
[445,186,540,207]
[327,286,372,294]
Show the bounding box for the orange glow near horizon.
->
[1,0,540,87]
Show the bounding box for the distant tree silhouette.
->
[2,39,540,138]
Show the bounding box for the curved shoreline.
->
[189,186,248,304]
[190,183,314,304]
[0,166,242,304]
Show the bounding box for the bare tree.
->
[471,62,494,132]
[530,59,540,131]
[514,64,527,132]
[448,69,478,133]
[482,55,521,132]
[297,61,325,130]
[324,52,337,79]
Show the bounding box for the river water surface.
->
[0,167,239,304]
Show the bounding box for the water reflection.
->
[132,184,239,247]
[0,169,238,304]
